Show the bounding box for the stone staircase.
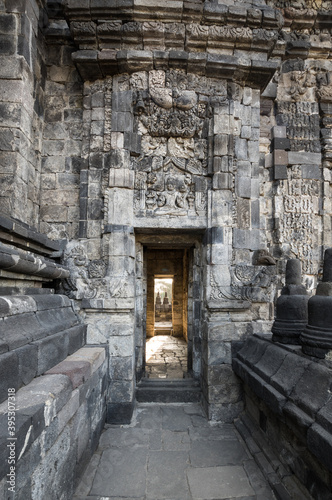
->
[136,376,201,403]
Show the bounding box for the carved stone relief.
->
[62,244,108,300]
[133,156,208,217]
[210,264,277,302]
[276,166,320,274]
[276,101,320,153]
[132,70,214,219]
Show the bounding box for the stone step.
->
[136,377,201,403]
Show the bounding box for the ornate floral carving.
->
[138,96,204,138]
[210,264,276,302]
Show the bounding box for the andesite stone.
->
[272,259,309,345]
[301,248,332,358]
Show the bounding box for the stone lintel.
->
[72,49,278,89]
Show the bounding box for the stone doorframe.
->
[134,231,205,384]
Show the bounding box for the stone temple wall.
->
[0,0,332,496]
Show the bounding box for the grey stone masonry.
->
[233,335,332,499]
[0,347,107,500]
[0,0,47,227]
[0,293,86,403]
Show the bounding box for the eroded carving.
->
[63,244,108,300]
[276,166,320,274]
[210,264,276,302]
[134,156,207,216]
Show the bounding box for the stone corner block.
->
[68,347,106,374]
[45,359,91,389]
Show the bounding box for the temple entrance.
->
[134,232,204,386]
[145,249,188,379]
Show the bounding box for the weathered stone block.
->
[0,350,19,403]
[289,363,332,419]
[70,347,106,374]
[108,336,134,357]
[109,167,134,188]
[301,164,320,179]
[112,91,133,112]
[233,228,250,249]
[273,165,287,180]
[307,423,332,473]
[214,134,228,156]
[236,177,251,198]
[31,427,75,500]
[288,151,321,165]
[46,359,91,389]
[106,401,134,424]
[68,325,86,354]
[235,138,248,160]
[109,351,134,380]
[111,111,133,132]
[17,344,38,386]
[271,137,290,151]
[213,172,231,190]
[124,132,141,155]
[1,313,39,346]
[270,352,309,397]
[34,331,70,375]
[273,149,288,166]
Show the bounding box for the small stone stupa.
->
[301,249,332,358]
[272,259,309,345]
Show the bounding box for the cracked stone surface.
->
[145,335,188,379]
[74,403,276,500]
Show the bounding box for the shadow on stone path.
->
[74,403,276,500]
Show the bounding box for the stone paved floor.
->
[74,403,276,500]
[145,335,187,379]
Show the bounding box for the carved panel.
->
[133,70,214,220]
[133,156,208,217]
[62,244,108,300]
[276,166,320,274]
[210,264,276,302]
[276,101,320,153]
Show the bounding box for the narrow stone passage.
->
[74,403,276,500]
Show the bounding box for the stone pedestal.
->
[301,249,332,358]
[272,259,309,345]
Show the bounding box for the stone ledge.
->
[72,49,278,89]
[207,299,251,311]
[0,242,69,280]
[235,414,315,500]
[0,347,107,497]
[233,336,332,480]
[0,324,86,402]
[65,1,283,31]
[0,214,61,255]
[46,347,106,388]
[0,293,72,318]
